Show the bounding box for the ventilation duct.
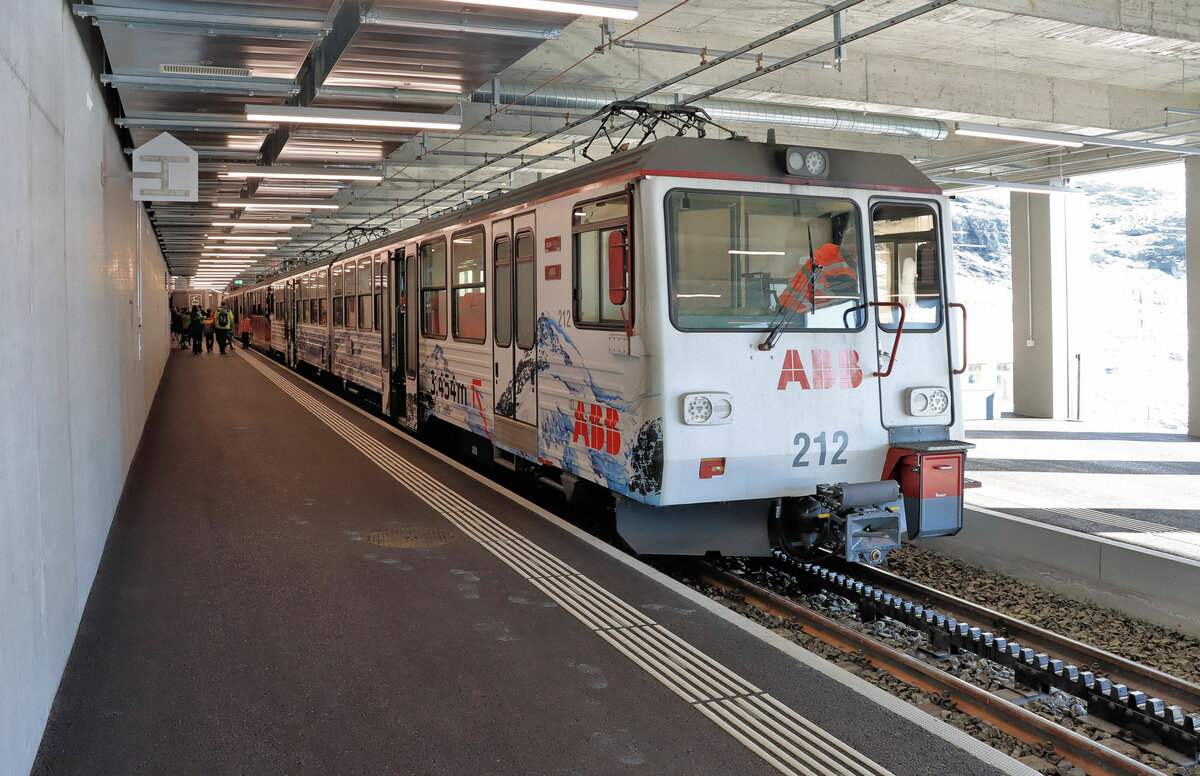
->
[471,81,948,141]
[161,64,254,78]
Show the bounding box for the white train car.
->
[229,136,971,564]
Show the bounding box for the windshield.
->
[667,190,864,331]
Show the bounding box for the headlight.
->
[906,387,950,416]
[681,392,734,425]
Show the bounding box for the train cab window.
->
[871,203,943,331]
[573,195,630,329]
[452,228,486,343]
[332,264,344,327]
[357,257,373,330]
[666,190,864,331]
[494,236,512,347]
[515,231,535,350]
[420,238,447,338]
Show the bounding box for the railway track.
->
[682,556,1200,776]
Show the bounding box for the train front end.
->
[615,142,971,564]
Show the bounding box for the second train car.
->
[226,136,972,564]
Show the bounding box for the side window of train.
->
[357,256,373,331]
[317,270,328,326]
[573,195,631,328]
[374,255,384,332]
[515,230,535,350]
[420,238,447,338]
[493,235,512,347]
[871,202,943,331]
[451,228,486,343]
[300,276,310,324]
[332,262,344,327]
[345,262,358,329]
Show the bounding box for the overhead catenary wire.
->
[284,0,961,263]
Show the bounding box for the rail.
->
[691,561,1169,776]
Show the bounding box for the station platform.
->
[964,416,1200,561]
[32,348,1032,776]
[944,416,1200,637]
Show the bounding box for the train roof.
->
[236,136,938,290]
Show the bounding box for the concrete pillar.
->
[1010,192,1078,419]
[1188,158,1200,437]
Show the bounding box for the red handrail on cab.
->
[948,302,967,375]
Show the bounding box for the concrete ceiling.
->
[74,0,1200,285]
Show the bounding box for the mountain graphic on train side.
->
[532,314,642,496]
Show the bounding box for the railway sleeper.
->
[773,550,1200,759]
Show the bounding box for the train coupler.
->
[773,481,906,565]
[820,482,906,565]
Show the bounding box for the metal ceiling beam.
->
[316,85,461,103]
[73,4,330,40]
[360,8,561,40]
[116,112,277,131]
[258,1,363,177]
[101,73,299,96]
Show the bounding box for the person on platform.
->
[237,308,252,349]
[203,308,215,353]
[188,305,204,354]
[214,303,233,354]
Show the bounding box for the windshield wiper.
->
[758,231,822,351]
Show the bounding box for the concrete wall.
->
[0,4,169,775]
[1009,192,1084,419]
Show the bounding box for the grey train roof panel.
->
[247,136,940,286]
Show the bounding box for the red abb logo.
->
[777,349,863,390]
[573,402,621,454]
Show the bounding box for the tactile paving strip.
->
[240,351,897,776]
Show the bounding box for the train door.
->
[286,278,298,368]
[491,213,538,454]
[386,247,406,423]
[869,199,955,430]
[403,242,420,430]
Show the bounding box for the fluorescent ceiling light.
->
[244,104,461,130]
[954,122,1084,148]
[960,114,1200,155]
[203,245,272,251]
[929,175,1083,195]
[425,0,637,19]
[207,235,292,242]
[216,199,340,210]
[211,220,312,228]
[323,77,463,92]
[222,165,383,182]
[202,252,269,258]
[360,9,562,39]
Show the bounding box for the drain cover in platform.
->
[367,526,460,548]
